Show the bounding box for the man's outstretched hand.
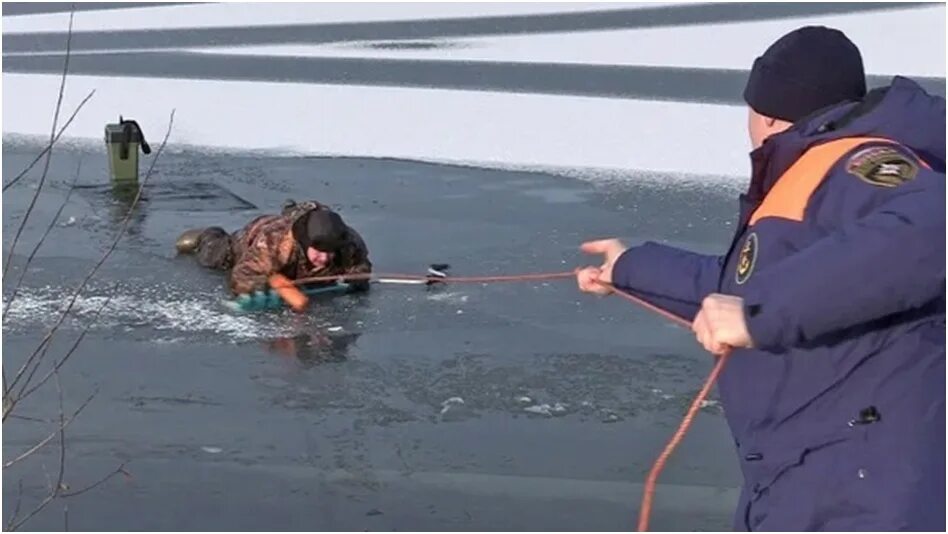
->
[577,240,754,355]
[576,238,628,296]
[693,294,754,355]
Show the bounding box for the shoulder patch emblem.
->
[735,232,758,285]
[846,146,918,187]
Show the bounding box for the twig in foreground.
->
[3,158,83,323]
[6,372,74,532]
[59,462,131,498]
[6,479,25,531]
[18,291,115,402]
[3,390,97,470]
[1,90,95,193]
[2,8,76,283]
[6,109,176,409]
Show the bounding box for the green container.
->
[104,117,151,183]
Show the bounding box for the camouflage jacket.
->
[228,200,372,295]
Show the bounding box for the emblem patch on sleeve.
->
[735,232,758,285]
[846,146,918,187]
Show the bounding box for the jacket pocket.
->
[742,429,875,530]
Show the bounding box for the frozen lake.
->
[3,2,945,530]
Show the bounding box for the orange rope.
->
[606,285,691,329]
[288,268,727,532]
[606,284,728,532]
[635,352,728,531]
[291,270,578,286]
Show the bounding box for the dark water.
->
[3,139,742,530]
[1,3,925,53]
[8,51,943,105]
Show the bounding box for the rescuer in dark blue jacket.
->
[578,26,945,531]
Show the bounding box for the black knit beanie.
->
[292,209,348,253]
[744,26,867,122]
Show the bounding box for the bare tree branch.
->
[6,479,25,531]
[8,460,133,531]
[6,109,176,408]
[2,7,76,283]
[3,393,12,422]
[18,291,114,402]
[4,6,137,531]
[1,90,96,193]
[3,390,97,470]
[59,462,130,498]
[54,371,68,494]
[4,436,58,470]
[3,368,9,417]
[7,414,54,423]
[10,488,55,531]
[9,446,61,530]
[5,384,100,532]
[3,159,83,322]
